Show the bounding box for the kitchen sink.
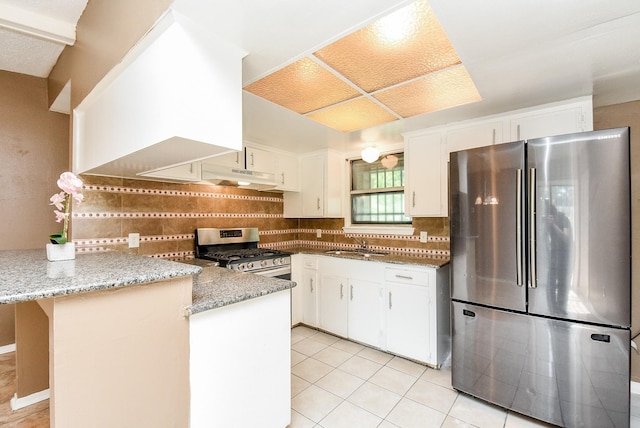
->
[324,249,387,257]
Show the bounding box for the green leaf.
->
[49,233,67,245]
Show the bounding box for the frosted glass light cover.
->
[313,0,461,93]
[307,98,398,132]
[373,66,481,118]
[243,57,361,114]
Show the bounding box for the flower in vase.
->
[49,172,84,244]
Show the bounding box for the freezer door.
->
[452,302,630,428]
[527,128,631,327]
[450,141,526,311]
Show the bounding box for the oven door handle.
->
[250,265,292,278]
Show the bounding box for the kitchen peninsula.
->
[0,249,295,428]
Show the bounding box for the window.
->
[350,153,411,224]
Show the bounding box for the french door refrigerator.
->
[449,128,631,428]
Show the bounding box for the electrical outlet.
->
[316,229,322,238]
[420,231,428,243]
[128,233,140,248]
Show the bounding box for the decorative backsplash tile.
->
[72,175,450,259]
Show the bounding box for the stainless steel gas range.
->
[194,228,291,279]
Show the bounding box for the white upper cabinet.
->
[284,149,343,218]
[274,153,299,192]
[73,9,247,179]
[404,131,443,217]
[404,96,593,217]
[245,146,276,173]
[509,101,592,141]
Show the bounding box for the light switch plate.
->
[419,231,428,243]
[128,233,140,248]
[316,229,322,238]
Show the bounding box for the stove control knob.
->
[273,258,280,265]
[261,260,268,267]
[238,263,245,271]
[247,262,254,269]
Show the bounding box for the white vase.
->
[46,242,76,262]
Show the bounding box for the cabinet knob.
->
[340,283,344,299]
[281,172,285,185]
[350,285,353,301]
[310,278,314,292]
[412,191,416,208]
[389,291,393,309]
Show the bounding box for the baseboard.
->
[632,381,640,395]
[0,343,16,354]
[10,389,50,411]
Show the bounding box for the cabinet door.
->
[318,275,348,337]
[275,153,299,191]
[206,150,243,168]
[510,106,588,141]
[302,268,318,327]
[404,131,443,217]
[386,281,431,363]
[246,146,276,173]
[348,278,384,348]
[300,155,325,217]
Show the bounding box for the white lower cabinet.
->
[385,268,433,363]
[318,275,348,337]
[293,255,450,367]
[301,257,319,328]
[348,278,384,349]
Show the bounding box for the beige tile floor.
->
[291,325,640,428]
[1,326,639,427]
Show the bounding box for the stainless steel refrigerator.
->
[449,128,631,428]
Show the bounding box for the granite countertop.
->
[187,266,296,315]
[0,250,201,304]
[289,248,449,269]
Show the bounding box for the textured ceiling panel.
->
[243,57,361,114]
[0,0,88,77]
[0,27,64,77]
[306,97,398,132]
[373,66,481,118]
[313,0,460,93]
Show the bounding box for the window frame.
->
[344,150,414,235]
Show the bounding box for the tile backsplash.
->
[72,175,449,259]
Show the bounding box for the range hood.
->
[200,163,278,190]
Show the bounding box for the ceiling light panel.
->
[373,65,481,118]
[307,97,398,132]
[243,57,361,114]
[313,0,461,93]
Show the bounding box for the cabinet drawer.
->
[385,268,429,286]
[303,257,318,269]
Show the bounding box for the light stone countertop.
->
[0,250,202,304]
[188,266,296,315]
[289,248,449,269]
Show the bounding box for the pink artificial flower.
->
[54,210,66,223]
[57,172,83,196]
[50,192,66,211]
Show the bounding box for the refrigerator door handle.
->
[528,167,537,289]
[516,169,523,287]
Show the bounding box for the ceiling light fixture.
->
[361,146,380,163]
[381,154,399,169]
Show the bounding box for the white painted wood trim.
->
[10,389,50,411]
[631,381,640,395]
[0,343,15,354]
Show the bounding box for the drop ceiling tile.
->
[313,0,460,93]
[373,66,481,118]
[243,57,361,114]
[306,97,398,132]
